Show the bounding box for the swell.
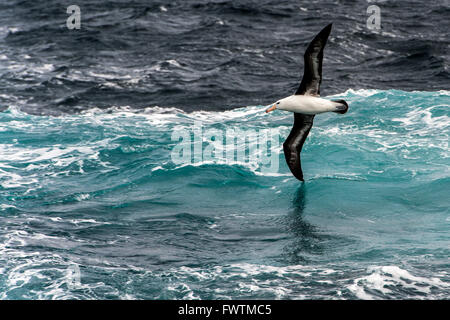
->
[1,90,449,218]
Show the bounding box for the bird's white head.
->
[265,97,290,113]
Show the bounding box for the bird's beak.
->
[265,104,276,113]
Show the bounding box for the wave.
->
[1,89,449,189]
[144,263,450,299]
[347,265,449,300]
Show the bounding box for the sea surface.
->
[0,0,449,299]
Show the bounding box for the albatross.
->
[265,23,348,181]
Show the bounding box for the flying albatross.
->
[265,23,348,181]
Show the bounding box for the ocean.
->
[0,0,449,299]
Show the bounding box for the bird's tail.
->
[332,99,349,114]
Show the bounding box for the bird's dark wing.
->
[283,113,315,181]
[295,23,332,96]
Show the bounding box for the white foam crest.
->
[87,71,131,80]
[162,263,339,299]
[309,172,367,181]
[1,105,28,117]
[166,283,200,300]
[347,266,449,300]
[154,152,287,178]
[149,59,182,72]
[0,139,119,190]
[392,106,450,130]
[0,230,114,299]
[1,258,82,300]
[0,168,38,189]
[77,105,186,127]
[0,144,99,164]
[3,60,54,75]
[74,194,90,201]
[184,106,267,123]
[76,104,272,126]
[0,132,117,169]
[68,218,110,226]
[437,90,450,96]
[171,263,315,281]
[163,263,449,300]
[315,119,449,157]
[33,63,54,73]
[327,88,382,98]
[0,204,16,211]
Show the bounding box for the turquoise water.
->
[0,89,449,299]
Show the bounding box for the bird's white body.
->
[275,95,339,115]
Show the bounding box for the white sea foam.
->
[327,88,381,98]
[34,63,54,73]
[347,265,449,300]
[0,204,16,210]
[0,144,99,165]
[163,262,450,299]
[0,26,20,39]
[75,193,90,201]
[0,168,38,189]
[0,229,107,299]
[392,106,450,130]
[161,263,326,299]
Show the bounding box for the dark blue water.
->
[0,0,449,299]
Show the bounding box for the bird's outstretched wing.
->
[284,24,332,181]
[295,23,332,96]
[283,113,314,181]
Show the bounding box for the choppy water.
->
[0,0,449,300]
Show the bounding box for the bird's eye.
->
[277,102,280,105]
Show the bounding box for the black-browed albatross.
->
[265,23,348,181]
